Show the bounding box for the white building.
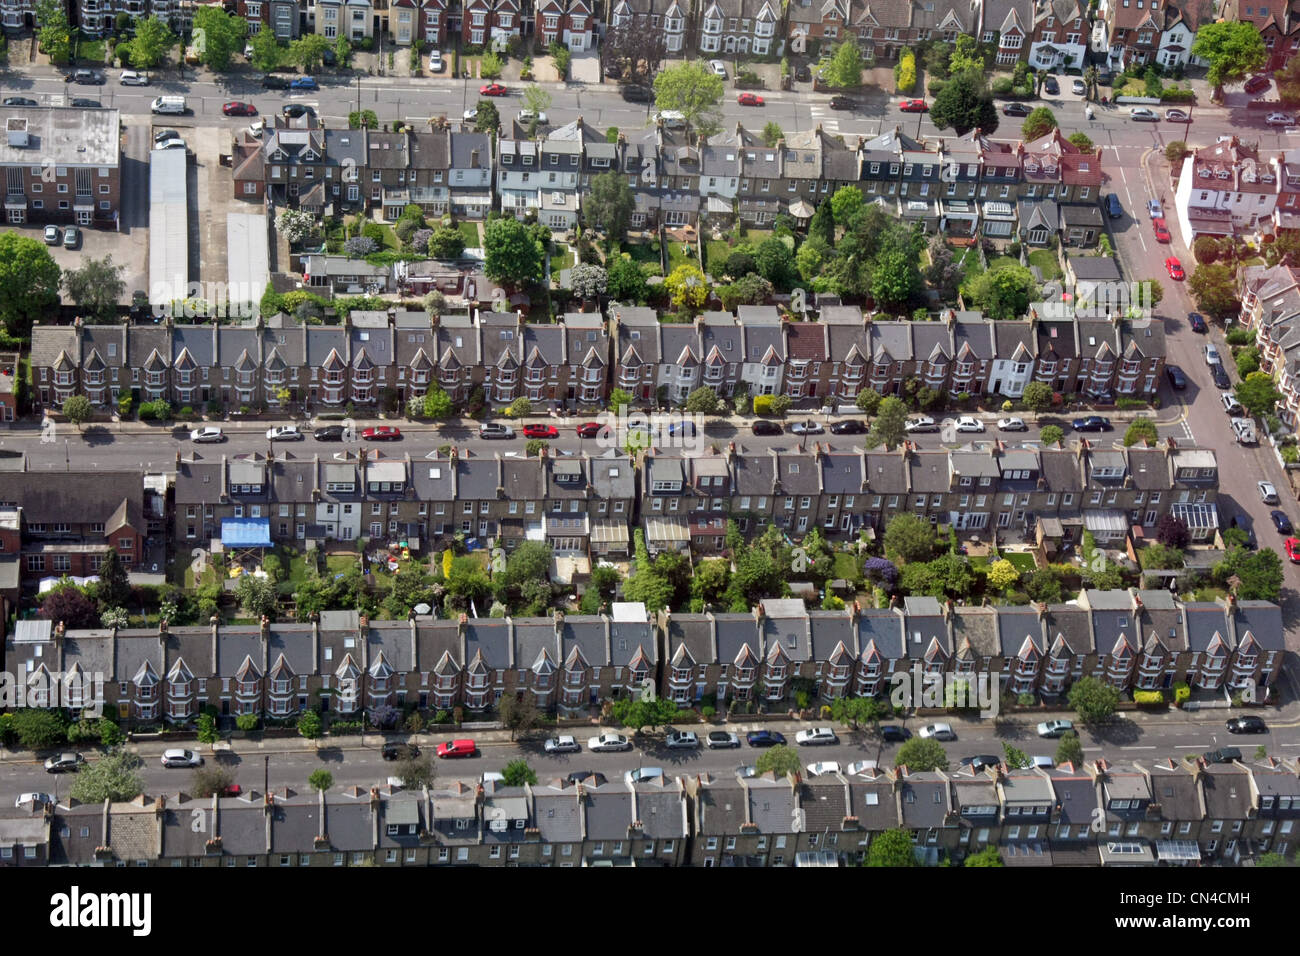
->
[1174,138,1279,244]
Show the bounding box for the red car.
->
[479,83,507,96]
[1165,256,1185,280]
[222,101,257,116]
[576,422,604,438]
[1286,538,1300,562]
[899,99,928,112]
[522,424,559,439]
[361,425,402,441]
[737,92,764,106]
[437,739,477,758]
[220,784,242,797]
[1152,217,1171,243]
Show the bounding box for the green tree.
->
[501,759,538,786]
[36,0,72,64]
[720,273,774,310]
[248,28,283,72]
[761,121,784,146]
[473,99,500,133]
[754,744,802,777]
[608,387,635,411]
[1040,424,1064,446]
[522,84,553,127]
[0,231,61,339]
[1123,417,1159,447]
[652,60,724,130]
[870,244,922,310]
[235,573,278,620]
[1068,675,1121,725]
[298,710,323,739]
[965,846,1004,866]
[11,709,66,750]
[480,50,504,79]
[1192,21,1267,96]
[929,70,998,135]
[396,754,436,788]
[754,236,797,289]
[191,765,236,797]
[483,217,546,287]
[276,209,317,245]
[829,695,885,729]
[1257,852,1289,867]
[426,225,465,259]
[607,255,649,302]
[63,255,126,323]
[685,386,726,416]
[829,186,864,226]
[967,261,1035,320]
[62,394,92,429]
[1055,730,1085,767]
[1217,545,1284,601]
[70,750,144,803]
[1021,107,1058,140]
[419,385,454,419]
[445,555,493,608]
[585,170,635,240]
[809,199,836,245]
[130,15,177,68]
[1067,131,1094,151]
[197,712,220,744]
[308,769,334,792]
[988,558,1020,592]
[855,388,883,414]
[498,693,540,740]
[895,737,949,772]
[868,395,909,450]
[192,5,248,71]
[1188,262,1241,320]
[865,828,919,867]
[821,40,864,88]
[665,264,710,310]
[1021,381,1054,413]
[98,546,131,610]
[1001,743,1030,770]
[334,36,352,68]
[691,557,731,606]
[1236,371,1283,417]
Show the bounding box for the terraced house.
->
[1239,262,1300,428]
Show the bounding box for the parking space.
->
[19,219,149,307]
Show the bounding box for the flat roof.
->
[149,147,189,307]
[227,213,269,304]
[0,106,120,166]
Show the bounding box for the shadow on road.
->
[315,746,346,764]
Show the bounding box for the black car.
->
[1271,509,1294,533]
[745,730,787,747]
[960,755,1002,772]
[751,420,783,436]
[1203,746,1243,764]
[1095,71,1114,86]
[282,103,316,118]
[1043,76,1059,95]
[1072,416,1112,432]
[1105,193,1123,218]
[3,97,37,106]
[1188,312,1208,333]
[381,743,419,761]
[322,47,337,66]
[879,725,910,743]
[829,95,855,110]
[603,61,623,78]
[70,98,102,108]
[795,64,812,82]
[620,84,653,103]
[262,74,291,89]
[1230,513,1257,549]
[72,69,105,84]
[1226,716,1268,734]
[1002,102,1032,117]
[314,425,346,441]
[1165,365,1187,390]
[566,771,608,786]
[1210,362,1231,389]
[829,419,867,434]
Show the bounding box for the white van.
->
[653,110,686,129]
[150,95,187,115]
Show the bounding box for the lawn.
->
[1002,552,1039,573]
[705,239,735,277]
[957,246,985,299]
[987,255,1021,273]
[617,239,665,276]
[831,552,863,585]
[456,220,481,249]
[549,243,575,282]
[74,33,106,65]
[665,237,697,273]
[1028,249,1061,280]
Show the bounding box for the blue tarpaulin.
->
[221,518,273,548]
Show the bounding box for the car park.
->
[1164,108,1190,122]
[361,425,401,441]
[314,425,346,441]
[751,420,783,435]
[437,739,477,758]
[904,416,939,433]
[1165,256,1185,280]
[289,76,319,91]
[1259,480,1280,504]
[1221,392,1244,415]
[44,753,85,773]
[587,733,632,752]
[161,748,203,768]
[1002,102,1033,116]
[543,735,581,754]
[737,92,765,106]
[1203,747,1243,764]
[1105,193,1123,218]
[709,60,728,77]
[1271,510,1294,533]
[805,761,842,777]
[955,416,985,433]
[190,426,225,443]
[899,98,928,112]
[522,424,559,439]
[997,417,1028,431]
[706,731,741,749]
[62,226,80,249]
[479,423,515,439]
[1037,719,1074,737]
[1287,538,1300,562]
[1267,112,1297,126]
[746,730,786,747]
[794,727,838,746]
[829,95,855,109]
[479,82,508,96]
[1227,717,1268,734]
[381,743,419,760]
[1152,218,1171,242]
[1165,365,1186,390]
[665,730,700,750]
[1071,416,1112,432]
[879,725,910,742]
[1210,363,1231,389]
[1130,107,1158,121]
[120,70,150,85]
[1188,312,1208,333]
[1204,343,1221,365]
[43,225,60,245]
[1147,199,1163,218]
[830,419,867,434]
[267,425,304,441]
[788,420,824,435]
[918,723,956,741]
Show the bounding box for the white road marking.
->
[1121,745,1158,750]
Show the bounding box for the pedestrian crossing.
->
[807,105,840,136]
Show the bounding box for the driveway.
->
[569,51,601,84]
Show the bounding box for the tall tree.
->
[809,198,835,245]
[35,0,72,65]
[929,71,998,135]
[70,750,144,803]
[967,262,1035,319]
[290,33,330,72]
[652,60,724,130]
[883,512,937,562]
[868,395,909,450]
[483,217,545,287]
[1055,731,1085,767]
[0,232,60,339]
[522,84,553,125]
[762,121,784,147]
[1021,107,1058,140]
[607,255,649,302]
[97,546,131,609]
[585,170,635,240]
[38,583,99,629]
[820,40,864,88]
[870,244,921,310]
[895,737,949,771]
[63,255,125,323]
[1188,262,1240,320]
[1236,370,1283,417]
[865,829,920,867]
[569,263,607,300]
[192,5,248,71]
[63,394,93,428]
[248,28,283,72]
[1192,21,1267,97]
[473,99,500,133]
[130,16,177,68]
[754,744,802,776]
[1068,675,1121,725]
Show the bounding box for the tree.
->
[752,236,795,289]
[0,231,61,339]
[1068,675,1121,725]
[11,709,66,750]
[821,40,864,88]
[665,264,709,310]
[297,710,323,739]
[868,395,909,450]
[922,234,963,300]
[419,385,453,420]
[722,250,758,279]
[608,388,635,411]
[1067,132,1094,151]
[988,558,1020,592]
[62,394,92,429]
[653,61,724,130]
[235,574,278,620]
[1040,424,1064,446]
[607,255,649,303]
[1192,21,1267,96]
[895,737,949,772]
[308,769,334,792]
[884,513,936,563]
[1156,514,1190,549]
[1021,381,1054,413]
[522,84,552,124]
[929,71,998,135]
[70,750,144,803]
[343,236,377,258]
[276,209,316,245]
[396,754,436,789]
[830,186,864,226]
[424,225,465,260]
[192,5,248,71]
[1021,107,1058,141]
[1123,417,1158,447]
[865,828,919,867]
[1218,545,1283,601]
[484,217,545,287]
[1188,263,1240,320]
[1055,731,1085,767]
[1237,371,1283,417]
[809,199,836,246]
[445,556,492,609]
[761,121,784,147]
[130,15,176,68]
[855,388,882,414]
[248,27,283,72]
[754,744,802,777]
[1001,742,1030,770]
[1280,53,1300,106]
[719,273,774,310]
[684,386,726,416]
[1165,141,1190,167]
[600,24,667,84]
[36,0,72,63]
[829,695,884,729]
[965,846,1005,867]
[63,255,126,323]
[480,50,504,79]
[39,582,99,629]
[467,100,499,134]
[870,245,922,310]
[191,765,236,797]
[585,170,635,241]
[967,261,1035,320]
[290,33,330,71]
[569,263,608,301]
[498,693,540,740]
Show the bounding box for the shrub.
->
[1225,329,1254,346]
[753,394,775,415]
[1133,690,1165,706]
[1173,683,1190,705]
[894,50,916,93]
[991,76,1014,95]
[235,713,260,732]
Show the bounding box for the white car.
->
[1221,392,1244,416]
[955,416,985,433]
[997,416,1027,431]
[14,792,54,808]
[1147,199,1163,219]
[543,735,580,754]
[1267,112,1297,127]
[518,108,548,124]
[625,767,664,784]
[428,50,444,72]
[709,59,727,77]
[266,425,304,441]
[805,761,842,777]
[157,137,187,150]
[789,420,825,435]
[587,733,632,752]
[1204,343,1220,366]
[160,748,203,768]
[189,426,225,443]
[1259,480,1280,504]
[248,118,266,138]
[1031,756,1056,769]
[665,730,699,750]
[845,759,878,776]
[904,416,939,433]
[463,107,480,121]
[652,110,687,129]
[795,726,839,746]
[706,731,741,749]
[120,69,149,85]
[918,722,956,741]
[1164,108,1190,122]
[737,764,758,778]
[1130,106,1158,121]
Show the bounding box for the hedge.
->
[1173,682,1190,705]
[1133,690,1165,706]
[754,394,775,415]
[894,50,916,94]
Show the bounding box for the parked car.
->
[1231,513,1257,549]
[281,103,315,118]
[479,423,515,439]
[845,760,878,775]
[1130,107,1159,121]
[1165,256,1185,280]
[904,416,939,433]
[665,730,699,750]
[996,417,1027,431]
[708,59,728,77]
[1259,480,1280,504]
[1165,365,1186,390]
[70,98,102,108]
[1222,392,1244,415]
[479,82,508,96]
[1072,416,1112,432]
[289,76,319,91]
[361,425,401,441]
[43,753,85,773]
[1037,719,1074,738]
[1204,343,1221,365]
[1042,76,1059,95]
[189,426,225,443]
[620,84,653,103]
[3,96,37,106]
[1271,510,1294,534]
[788,420,824,435]
[1071,78,1086,95]
[576,422,604,438]
[266,425,304,441]
[955,416,985,433]
[918,723,956,741]
[959,755,1001,771]
[1164,108,1190,122]
[746,730,786,747]
[1203,746,1243,764]
[522,424,559,439]
[566,771,607,786]
[1227,716,1268,734]
[1210,363,1231,389]
[1244,73,1272,94]
[437,739,477,758]
[14,792,55,808]
[830,419,867,434]
[625,767,664,784]
[61,226,80,249]
[587,733,632,752]
[829,95,855,110]
[795,64,813,82]
[879,725,910,742]
[156,137,187,150]
[1147,199,1163,218]
[43,225,61,245]
[1105,193,1123,218]
[314,425,346,441]
[899,98,928,112]
[1031,756,1056,769]
[706,731,741,749]
[737,92,765,106]
[737,764,758,778]
[1002,102,1033,116]
[120,70,150,85]
[261,74,290,89]
[1287,537,1300,562]
[1188,312,1208,333]
[667,421,696,437]
[161,748,203,768]
[517,108,548,125]
[1267,112,1297,127]
[381,743,419,760]
[751,420,783,436]
[794,727,838,746]
[223,101,257,116]
[1152,218,1171,243]
[543,735,581,754]
[428,50,444,72]
[805,761,842,777]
